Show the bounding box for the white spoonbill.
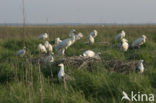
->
[82,50,101,58]
[115,30,126,41]
[16,47,26,57]
[89,30,98,38]
[75,32,83,40]
[44,41,53,53]
[38,43,47,53]
[131,35,147,47]
[56,34,76,50]
[38,33,48,40]
[88,35,94,44]
[120,38,129,52]
[136,60,144,73]
[58,63,65,80]
[55,37,62,45]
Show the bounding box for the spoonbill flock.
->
[16,29,147,80]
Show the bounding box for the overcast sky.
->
[0,0,156,24]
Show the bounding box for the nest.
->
[53,56,101,70]
[105,59,138,73]
[31,55,139,73]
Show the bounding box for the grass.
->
[0,25,156,103]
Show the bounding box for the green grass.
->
[0,25,156,103]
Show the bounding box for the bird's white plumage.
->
[88,35,94,44]
[75,32,83,40]
[131,35,147,47]
[56,34,75,50]
[44,41,49,48]
[55,37,62,45]
[137,60,144,73]
[83,50,95,57]
[58,63,65,80]
[44,41,53,53]
[115,30,126,41]
[82,50,101,58]
[38,33,48,40]
[38,43,47,53]
[89,30,98,38]
[120,39,129,52]
[16,47,26,57]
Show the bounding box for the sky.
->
[0,0,156,24]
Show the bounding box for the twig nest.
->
[105,60,139,73]
[53,56,101,69]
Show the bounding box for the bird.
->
[56,34,75,51]
[69,29,76,37]
[58,63,73,81]
[55,37,62,46]
[38,43,47,53]
[16,47,26,57]
[121,91,131,101]
[136,60,144,73]
[88,35,94,44]
[120,38,129,52]
[115,30,126,41]
[58,63,65,80]
[38,33,48,40]
[131,35,147,48]
[44,52,54,63]
[44,41,50,48]
[44,41,53,53]
[75,32,83,40]
[89,30,98,38]
[82,50,101,58]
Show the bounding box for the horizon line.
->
[1,23,156,26]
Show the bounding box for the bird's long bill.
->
[58,64,61,66]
